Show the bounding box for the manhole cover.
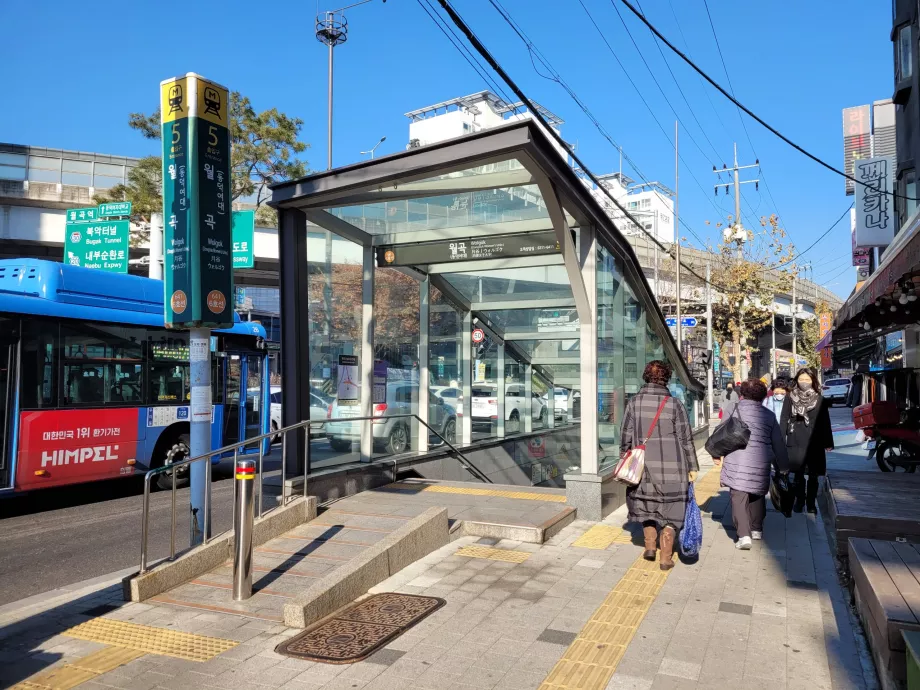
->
[276,593,445,664]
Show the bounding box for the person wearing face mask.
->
[779,368,834,513]
[763,377,787,423]
[721,382,740,419]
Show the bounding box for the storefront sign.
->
[843,105,871,196]
[854,157,895,248]
[376,231,559,267]
[16,409,140,490]
[337,354,359,406]
[161,73,234,328]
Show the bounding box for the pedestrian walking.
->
[721,378,790,549]
[721,382,739,419]
[780,367,834,514]
[620,360,698,571]
[763,376,788,423]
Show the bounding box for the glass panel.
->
[28,156,60,171]
[244,355,263,440]
[62,159,92,174]
[898,24,913,81]
[429,285,462,446]
[223,355,242,445]
[94,162,124,177]
[20,320,55,409]
[597,244,625,463]
[28,168,60,183]
[374,268,420,458]
[504,347,526,434]
[482,306,578,334]
[0,165,26,181]
[0,153,26,167]
[312,230,364,468]
[62,172,92,187]
[531,367,553,430]
[93,175,121,189]
[443,265,572,305]
[61,324,144,405]
[471,334,499,440]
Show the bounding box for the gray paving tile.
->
[718,601,753,615]
[366,648,406,667]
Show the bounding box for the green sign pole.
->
[232,210,255,269]
[160,73,233,328]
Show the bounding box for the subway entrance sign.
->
[232,210,255,269]
[64,212,129,273]
[376,231,559,267]
[160,73,234,328]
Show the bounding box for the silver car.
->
[822,378,851,406]
[325,382,457,454]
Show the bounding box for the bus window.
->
[20,320,56,409]
[61,325,144,405]
[148,334,191,403]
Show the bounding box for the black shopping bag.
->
[704,407,750,458]
[769,472,793,518]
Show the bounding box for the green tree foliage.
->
[97,92,309,246]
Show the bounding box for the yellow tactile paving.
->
[454,545,531,563]
[12,664,98,690]
[538,464,723,690]
[64,618,237,661]
[69,646,146,673]
[389,482,568,503]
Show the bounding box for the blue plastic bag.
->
[680,483,703,557]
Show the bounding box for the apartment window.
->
[627,201,638,210]
[644,223,653,230]
[897,24,913,82]
[661,214,670,224]
[901,169,917,230]
[639,198,651,210]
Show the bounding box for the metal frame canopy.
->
[270,119,703,476]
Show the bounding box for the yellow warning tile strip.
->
[539,465,724,690]
[64,617,237,662]
[12,647,146,690]
[572,524,633,549]
[455,545,531,563]
[386,482,568,503]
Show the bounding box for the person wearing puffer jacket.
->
[721,378,790,550]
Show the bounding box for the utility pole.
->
[791,273,798,370]
[706,258,713,414]
[771,297,777,380]
[675,121,682,348]
[713,143,760,381]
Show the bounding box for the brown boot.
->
[642,525,658,561]
[659,526,676,571]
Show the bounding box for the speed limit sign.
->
[472,328,485,343]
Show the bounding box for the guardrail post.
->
[233,458,256,601]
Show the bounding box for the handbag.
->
[704,405,750,458]
[769,472,792,518]
[680,483,703,557]
[614,397,669,486]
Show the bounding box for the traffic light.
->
[697,350,713,369]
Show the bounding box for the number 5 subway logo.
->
[160,73,234,329]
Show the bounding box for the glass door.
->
[222,354,242,446]
[243,354,263,441]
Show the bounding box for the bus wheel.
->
[157,433,191,490]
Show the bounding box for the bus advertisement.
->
[0,259,270,493]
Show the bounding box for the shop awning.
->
[835,216,920,330]
[833,337,878,365]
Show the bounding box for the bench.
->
[850,539,920,689]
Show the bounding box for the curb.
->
[123,496,317,602]
[453,506,577,544]
[283,506,449,628]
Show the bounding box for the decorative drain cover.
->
[276,593,445,664]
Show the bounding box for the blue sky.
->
[0,0,891,298]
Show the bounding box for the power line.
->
[433,0,713,287]
[616,0,919,202]
[414,0,518,108]
[486,0,711,248]
[773,204,854,270]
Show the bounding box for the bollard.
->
[232,458,256,601]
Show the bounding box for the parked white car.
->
[822,378,851,406]
[471,383,548,432]
[325,382,457,454]
[430,385,461,413]
[269,386,331,440]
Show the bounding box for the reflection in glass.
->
[430,286,463,447]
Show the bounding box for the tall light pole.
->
[360,135,387,159]
[316,0,379,169]
[675,121,682,348]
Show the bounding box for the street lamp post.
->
[360,136,387,159]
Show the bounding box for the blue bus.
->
[0,259,270,493]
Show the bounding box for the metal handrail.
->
[139,413,486,573]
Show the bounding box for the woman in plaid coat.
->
[620,360,699,570]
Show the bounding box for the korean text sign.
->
[854,156,895,248]
[161,73,234,328]
[232,210,255,268]
[64,219,129,272]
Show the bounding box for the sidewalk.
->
[2,448,874,690]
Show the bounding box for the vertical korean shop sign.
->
[160,73,234,328]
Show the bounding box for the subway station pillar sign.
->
[160,73,234,329]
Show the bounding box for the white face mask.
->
[774,391,786,398]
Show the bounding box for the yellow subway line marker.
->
[64,618,237,662]
[386,482,568,503]
[455,545,531,563]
